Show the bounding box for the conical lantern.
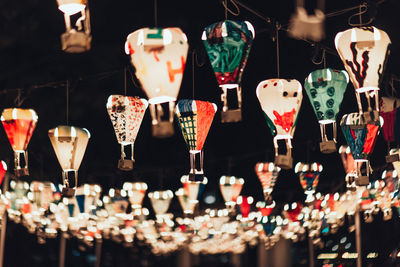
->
[122,182,147,210]
[339,145,357,189]
[236,195,253,219]
[304,68,349,153]
[125,27,189,138]
[75,184,102,214]
[148,190,173,217]
[201,20,255,123]
[175,188,198,215]
[180,175,208,201]
[256,79,303,169]
[380,97,400,162]
[175,99,217,182]
[106,95,148,171]
[335,26,391,120]
[295,162,323,202]
[219,176,244,210]
[340,113,383,185]
[48,126,90,197]
[56,0,91,53]
[1,108,38,177]
[254,162,280,202]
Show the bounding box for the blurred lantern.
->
[123,182,147,210]
[340,113,383,185]
[295,162,323,202]
[148,190,173,218]
[56,0,91,53]
[104,188,129,215]
[48,126,90,197]
[236,196,253,219]
[0,161,6,187]
[256,201,275,217]
[339,145,357,189]
[125,27,189,138]
[390,148,400,178]
[75,184,102,214]
[381,170,399,199]
[175,188,198,215]
[380,97,400,162]
[256,79,303,169]
[175,99,217,182]
[335,27,391,120]
[1,108,38,177]
[219,176,244,211]
[304,68,349,153]
[201,20,255,123]
[254,162,280,203]
[180,175,208,201]
[106,95,148,171]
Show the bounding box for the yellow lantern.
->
[56,0,91,53]
[48,125,90,197]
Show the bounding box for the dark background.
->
[0,0,400,265]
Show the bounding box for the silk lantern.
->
[256,79,303,169]
[335,26,391,121]
[56,0,91,53]
[125,27,189,138]
[175,99,217,182]
[1,108,38,176]
[202,20,255,122]
[254,162,280,203]
[48,126,90,197]
[106,95,148,171]
[340,113,383,185]
[304,68,349,153]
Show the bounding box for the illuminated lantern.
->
[201,20,255,123]
[1,108,38,176]
[219,176,244,211]
[340,113,383,185]
[180,175,208,201]
[106,95,148,171]
[254,162,280,202]
[256,79,303,169]
[48,126,90,197]
[381,170,399,199]
[339,145,357,189]
[236,196,253,219]
[125,27,189,138]
[75,184,102,214]
[122,182,147,210]
[335,27,391,120]
[256,201,275,217]
[148,190,173,217]
[175,99,217,182]
[29,181,56,209]
[56,0,91,53]
[175,188,197,215]
[294,162,323,202]
[0,161,6,186]
[103,188,129,215]
[380,97,400,162]
[304,68,349,153]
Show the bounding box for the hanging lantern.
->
[0,161,6,187]
[75,184,102,214]
[335,27,391,121]
[304,68,349,153]
[381,170,399,199]
[125,27,189,138]
[256,79,303,169]
[48,126,90,197]
[380,97,400,162]
[106,95,148,171]
[254,162,280,202]
[340,113,383,185]
[219,176,244,211]
[339,145,357,189]
[123,182,147,210]
[56,0,91,53]
[294,162,323,202]
[148,190,173,218]
[201,20,255,123]
[236,195,253,219]
[175,99,217,182]
[1,108,38,177]
[175,188,198,215]
[256,201,275,217]
[180,175,208,201]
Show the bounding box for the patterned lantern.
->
[256,79,303,169]
[219,176,244,210]
[335,27,391,120]
[175,99,217,182]
[295,162,323,202]
[123,182,147,210]
[340,113,383,185]
[175,188,198,215]
[1,108,38,177]
[180,175,208,201]
[56,0,91,53]
[48,126,90,197]
[304,68,349,153]
[148,190,173,217]
[380,97,400,162]
[254,162,280,202]
[106,95,148,171]
[202,20,255,123]
[125,27,189,138]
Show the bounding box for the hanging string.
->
[66,80,69,125]
[124,67,127,96]
[323,49,326,69]
[275,23,280,78]
[221,0,240,17]
[14,88,24,107]
[192,50,195,99]
[347,3,374,26]
[154,0,158,27]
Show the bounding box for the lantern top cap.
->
[57,0,87,15]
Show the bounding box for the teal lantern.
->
[304,68,349,153]
[202,20,255,123]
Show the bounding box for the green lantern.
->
[304,68,349,153]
